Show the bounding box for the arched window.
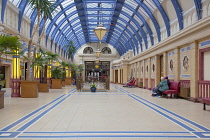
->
[102,47,111,54]
[83,47,93,54]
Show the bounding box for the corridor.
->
[0,84,210,140]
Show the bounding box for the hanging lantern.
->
[94,25,108,41]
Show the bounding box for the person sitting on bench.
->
[123,77,135,87]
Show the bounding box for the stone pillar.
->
[148,58,151,89]
[174,48,180,81]
[118,68,120,84]
[113,69,115,83]
[123,65,128,84]
[11,55,21,97]
[155,55,160,86]
[163,52,168,77]
[142,60,146,88]
[190,41,199,98]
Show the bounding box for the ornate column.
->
[142,60,146,88]
[155,55,160,86]
[163,52,168,77]
[11,54,21,97]
[190,41,199,98]
[174,48,180,81]
[148,58,151,89]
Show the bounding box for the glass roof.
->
[8,0,187,56]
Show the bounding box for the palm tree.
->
[65,41,77,60]
[42,51,59,83]
[26,0,57,81]
[0,35,22,65]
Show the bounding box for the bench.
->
[162,81,180,98]
[127,80,136,88]
[203,98,210,110]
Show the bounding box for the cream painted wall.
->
[204,51,210,81]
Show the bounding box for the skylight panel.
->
[65,7,77,15]
[86,3,98,8]
[138,7,148,20]
[130,21,138,30]
[127,26,134,34]
[101,3,114,8]
[119,14,129,22]
[116,24,124,31]
[24,3,34,17]
[56,14,65,24]
[133,15,143,25]
[143,0,156,12]
[68,13,78,21]
[49,25,56,37]
[60,21,68,29]
[125,0,138,9]
[122,6,133,16]
[118,20,126,26]
[61,0,74,8]
[51,6,61,19]
[71,19,80,26]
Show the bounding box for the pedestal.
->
[11,79,20,97]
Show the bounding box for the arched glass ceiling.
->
[7,0,202,56]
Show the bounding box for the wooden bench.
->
[203,98,210,110]
[162,81,180,98]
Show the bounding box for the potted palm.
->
[32,49,49,92]
[51,66,62,89]
[90,83,97,92]
[0,35,22,98]
[20,0,57,98]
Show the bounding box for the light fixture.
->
[94,25,108,41]
[94,2,107,58]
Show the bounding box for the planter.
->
[62,81,65,87]
[51,79,62,89]
[20,81,38,98]
[38,83,49,92]
[90,87,96,92]
[0,90,6,109]
[65,78,72,85]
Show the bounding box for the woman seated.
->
[152,77,169,97]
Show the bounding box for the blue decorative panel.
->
[200,40,210,47]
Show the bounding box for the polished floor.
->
[0,84,210,140]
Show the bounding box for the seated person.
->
[152,77,164,95]
[123,77,134,87]
[154,78,169,97]
[165,76,170,87]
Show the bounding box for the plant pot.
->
[90,87,96,92]
[20,81,38,98]
[62,81,65,87]
[51,79,62,89]
[65,78,72,85]
[38,83,49,92]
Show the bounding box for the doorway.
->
[115,70,118,83]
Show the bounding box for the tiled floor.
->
[0,84,210,140]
